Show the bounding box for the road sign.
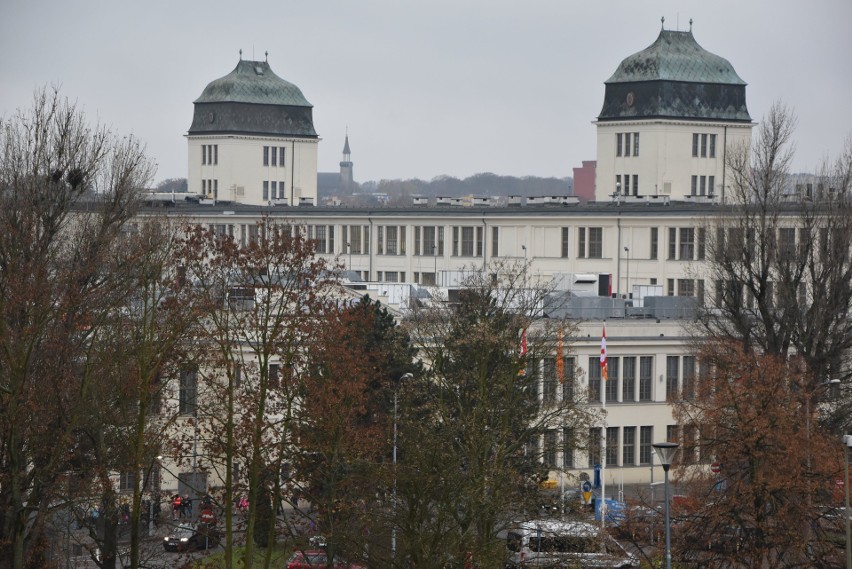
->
[711,462,721,474]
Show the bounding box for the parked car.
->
[286,550,365,569]
[503,519,639,568]
[163,522,220,552]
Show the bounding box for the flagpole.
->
[600,323,607,529]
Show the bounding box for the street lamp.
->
[653,442,679,569]
[844,435,852,569]
[392,372,413,562]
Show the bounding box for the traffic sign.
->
[711,462,721,474]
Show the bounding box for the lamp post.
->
[623,246,630,299]
[521,244,527,260]
[844,435,852,569]
[346,242,352,270]
[392,372,413,562]
[432,245,437,286]
[653,442,679,569]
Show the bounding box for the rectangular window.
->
[437,227,444,255]
[588,356,601,403]
[279,181,286,199]
[562,356,575,401]
[633,132,640,156]
[542,358,557,404]
[682,355,696,401]
[202,145,207,165]
[779,228,796,257]
[701,133,708,157]
[691,175,698,196]
[623,426,636,466]
[668,227,677,259]
[622,356,636,402]
[214,145,218,164]
[678,279,695,297]
[452,227,459,257]
[692,133,699,157]
[624,133,632,157]
[667,278,675,296]
[476,226,483,257]
[606,356,619,402]
[615,174,622,195]
[377,226,384,255]
[543,430,558,468]
[562,427,574,469]
[700,176,706,196]
[650,227,658,260]
[119,471,136,492]
[666,356,680,401]
[698,228,706,260]
[561,227,570,258]
[270,181,277,200]
[414,226,421,255]
[632,174,638,196]
[639,426,653,465]
[263,146,269,166]
[179,368,197,416]
[279,147,286,166]
[269,363,280,389]
[588,227,603,259]
[709,134,716,158]
[667,425,680,445]
[423,226,436,256]
[386,226,398,255]
[624,174,631,195]
[262,181,269,201]
[315,226,327,254]
[588,428,601,468]
[492,226,499,257]
[606,427,619,467]
[271,147,277,167]
[461,227,474,256]
[616,133,623,157]
[578,227,586,258]
[679,228,695,260]
[639,356,653,401]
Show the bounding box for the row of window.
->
[262,146,287,167]
[615,132,640,157]
[201,144,218,165]
[536,425,655,470]
[615,174,639,196]
[690,175,716,196]
[586,356,654,403]
[262,180,287,201]
[201,179,218,199]
[692,133,717,158]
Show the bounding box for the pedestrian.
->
[184,494,193,519]
[172,494,182,521]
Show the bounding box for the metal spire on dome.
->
[239,49,242,60]
[661,16,665,30]
[689,18,693,32]
[265,51,268,62]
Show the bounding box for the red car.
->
[286,550,365,569]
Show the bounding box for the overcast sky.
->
[2,1,850,186]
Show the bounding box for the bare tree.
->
[176,220,342,569]
[0,87,154,569]
[702,103,852,423]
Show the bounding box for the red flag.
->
[600,324,608,382]
[556,326,565,383]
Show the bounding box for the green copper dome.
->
[194,59,312,107]
[598,26,751,122]
[606,29,745,85]
[188,58,317,138]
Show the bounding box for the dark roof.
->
[194,59,312,107]
[606,29,745,85]
[597,27,751,122]
[188,59,318,138]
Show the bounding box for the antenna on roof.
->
[689,18,693,32]
[239,49,243,60]
[265,51,268,62]
[660,16,665,30]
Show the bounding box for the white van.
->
[504,519,638,568]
